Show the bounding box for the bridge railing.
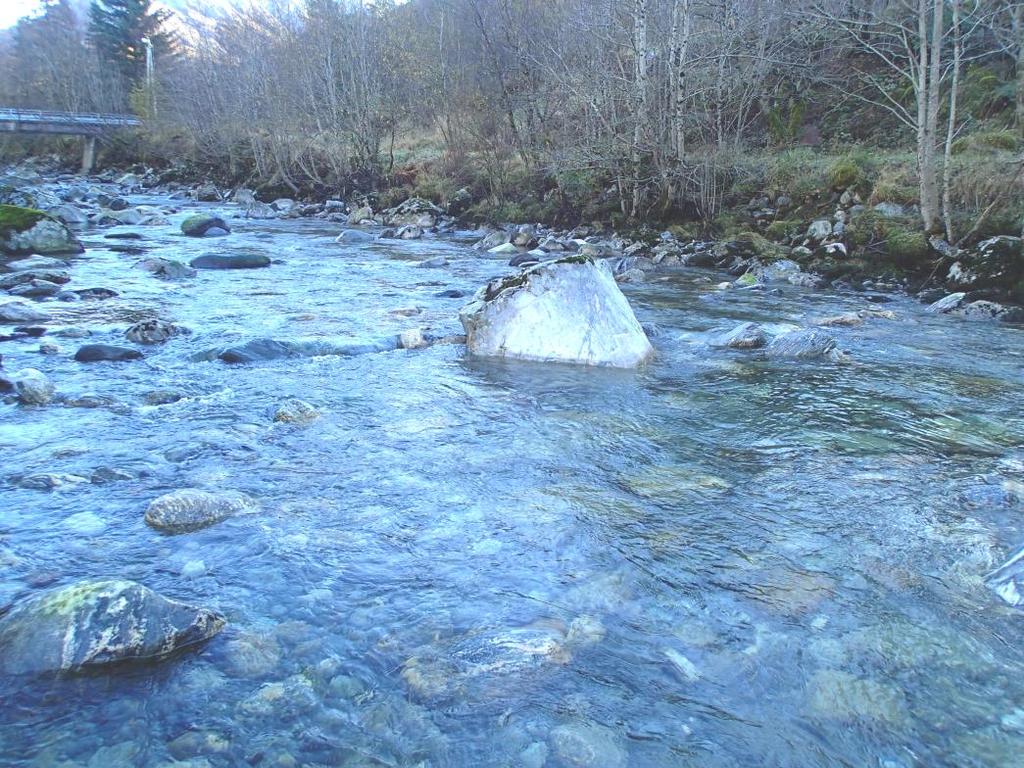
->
[0,108,142,128]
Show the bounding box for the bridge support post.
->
[81,136,97,174]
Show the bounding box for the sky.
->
[0,0,41,30]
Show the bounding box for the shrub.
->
[827,157,861,189]
[952,129,1021,155]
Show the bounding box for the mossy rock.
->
[0,204,48,238]
[735,231,788,261]
[764,219,804,241]
[846,210,928,265]
[0,580,225,674]
[0,205,83,255]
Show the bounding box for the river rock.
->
[417,256,448,268]
[145,489,257,533]
[0,205,84,255]
[75,344,143,363]
[383,197,442,228]
[190,253,270,270]
[8,279,62,298]
[987,545,1024,607]
[10,368,54,405]
[0,580,225,674]
[335,229,375,244]
[0,299,49,323]
[948,236,1024,298]
[243,201,277,219]
[347,205,373,225]
[396,225,423,240]
[459,257,653,368]
[137,257,197,279]
[475,230,511,251]
[181,215,230,237]
[959,300,1022,322]
[806,220,832,241]
[271,399,320,424]
[926,292,966,314]
[489,242,519,255]
[765,329,841,361]
[509,252,540,268]
[0,269,70,289]
[715,322,769,349]
[5,256,68,271]
[70,287,119,301]
[126,319,188,345]
[548,722,627,768]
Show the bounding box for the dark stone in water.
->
[509,253,539,268]
[14,326,46,338]
[714,322,769,350]
[436,289,468,298]
[181,215,230,238]
[765,329,840,361]
[190,253,271,270]
[213,336,401,364]
[71,287,119,301]
[0,580,225,674]
[74,344,143,362]
[108,244,147,255]
[104,232,143,240]
[137,257,197,280]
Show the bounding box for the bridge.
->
[0,109,143,173]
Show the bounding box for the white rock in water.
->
[459,257,653,368]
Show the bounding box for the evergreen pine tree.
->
[87,0,173,87]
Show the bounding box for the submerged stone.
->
[459,258,653,368]
[0,299,50,323]
[126,319,189,345]
[10,368,54,405]
[190,253,270,270]
[181,215,230,237]
[806,669,906,724]
[714,322,769,350]
[145,489,257,534]
[271,399,320,424]
[74,344,143,362]
[548,722,627,768]
[765,329,842,361]
[0,580,224,674]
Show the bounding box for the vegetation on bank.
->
[1,0,1023,283]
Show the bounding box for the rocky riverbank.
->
[4,159,1021,330]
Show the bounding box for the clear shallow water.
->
[1,192,1024,767]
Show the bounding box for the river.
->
[1,186,1024,767]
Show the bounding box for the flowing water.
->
[1,189,1024,767]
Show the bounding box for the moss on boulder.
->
[0,205,84,256]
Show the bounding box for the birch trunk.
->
[942,0,961,243]
[630,0,649,219]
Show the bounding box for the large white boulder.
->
[459,257,653,368]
